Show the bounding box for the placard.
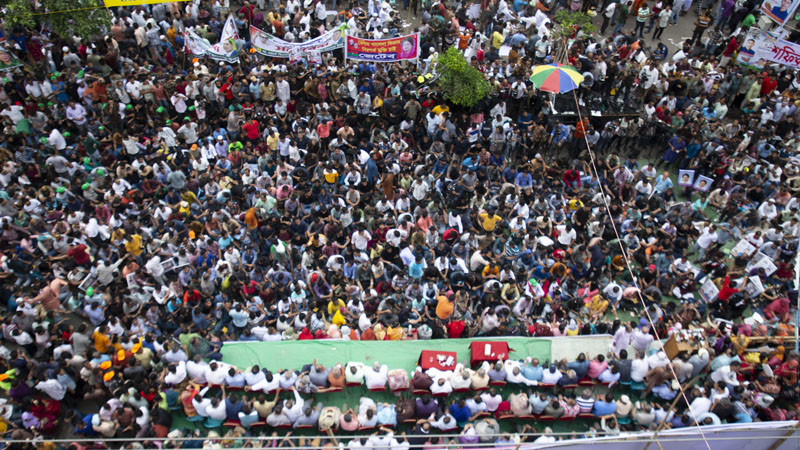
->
[698,278,720,303]
[731,239,757,257]
[678,169,695,187]
[345,33,420,62]
[693,175,714,192]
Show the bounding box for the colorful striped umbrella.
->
[529,63,585,93]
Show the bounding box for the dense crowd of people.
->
[0,0,799,447]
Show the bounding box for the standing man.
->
[634,2,651,38]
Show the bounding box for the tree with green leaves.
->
[435,47,490,110]
[1,0,111,41]
[551,10,597,63]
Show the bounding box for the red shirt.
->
[563,170,581,187]
[760,76,778,96]
[67,244,91,265]
[242,120,259,140]
[722,38,738,57]
[717,276,739,301]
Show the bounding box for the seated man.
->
[358,396,379,428]
[294,403,322,428]
[451,364,472,390]
[428,411,458,431]
[468,366,490,390]
[487,361,507,383]
[396,398,416,423]
[412,366,434,391]
[541,364,563,384]
[466,395,489,417]
[249,370,279,393]
[509,392,532,416]
[345,362,366,385]
[504,359,536,386]
[430,376,453,395]
[388,368,409,391]
[415,394,439,419]
[530,392,550,415]
[278,369,298,390]
[318,405,341,431]
[309,359,332,388]
[328,363,346,389]
[521,358,543,383]
[266,403,291,427]
[364,361,388,389]
[376,403,397,427]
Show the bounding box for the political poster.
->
[183,16,240,63]
[731,239,757,258]
[678,169,695,187]
[693,175,714,192]
[250,25,344,58]
[104,0,190,6]
[745,251,778,276]
[699,278,720,303]
[760,0,800,26]
[737,27,800,70]
[0,46,23,72]
[345,33,420,62]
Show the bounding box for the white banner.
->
[737,27,800,69]
[250,25,344,58]
[183,15,240,63]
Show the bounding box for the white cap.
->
[62,46,69,52]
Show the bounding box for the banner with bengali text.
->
[345,33,420,62]
[183,16,239,63]
[249,25,343,58]
[736,27,800,69]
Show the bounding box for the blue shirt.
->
[593,400,617,416]
[522,364,543,382]
[450,404,471,424]
[551,124,569,144]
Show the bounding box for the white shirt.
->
[165,361,187,385]
[252,375,280,393]
[187,360,209,383]
[631,358,649,382]
[556,226,577,246]
[364,365,388,389]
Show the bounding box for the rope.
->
[567,84,713,450]
[3,431,798,445]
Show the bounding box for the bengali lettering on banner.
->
[104,0,190,7]
[345,33,420,62]
[250,25,343,58]
[736,27,800,69]
[183,16,240,63]
[760,0,800,25]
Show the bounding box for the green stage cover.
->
[221,337,552,373]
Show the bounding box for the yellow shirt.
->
[125,234,144,257]
[323,169,339,184]
[432,105,450,115]
[480,213,501,232]
[492,31,504,49]
[266,134,279,151]
[327,299,346,316]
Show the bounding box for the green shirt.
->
[618,5,630,24]
[637,7,650,22]
[15,118,30,135]
[741,13,755,27]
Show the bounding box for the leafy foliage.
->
[436,47,490,109]
[2,0,111,41]
[552,10,597,40]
